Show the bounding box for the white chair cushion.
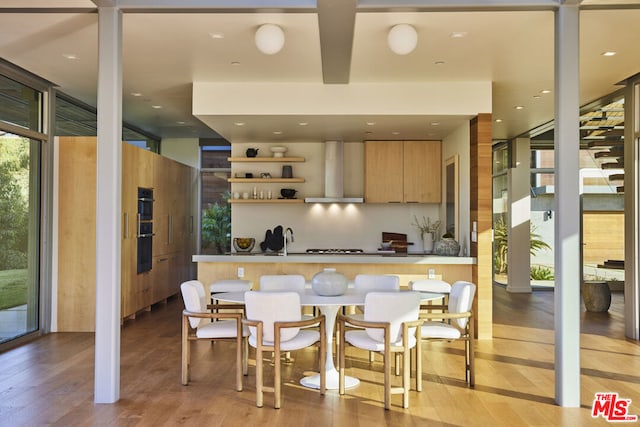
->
[248,329,320,351]
[181,280,208,329]
[210,279,252,293]
[245,291,302,342]
[420,322,462,340]
[345,330,417,351]
[259,274,306,291]
[409,279,451,294]
[364,292,421,343]
[196,319,249,339]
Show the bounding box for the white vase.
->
[423,232,434,254]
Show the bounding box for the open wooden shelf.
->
[227,177,305,183]
[228,157,305,163]
[228,198,304,204]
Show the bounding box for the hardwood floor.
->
[0,286,638,426]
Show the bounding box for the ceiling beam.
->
[317,0,357,84]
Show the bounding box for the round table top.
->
[215,288,444,307]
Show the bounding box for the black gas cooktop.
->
[305,248,364,254]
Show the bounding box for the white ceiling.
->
[1,1,640,143]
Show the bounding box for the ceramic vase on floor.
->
[423,232,434,254]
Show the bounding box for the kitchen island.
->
[193,253,476,288]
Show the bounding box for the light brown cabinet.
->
[57,137,194,330]
[364,140,441,203]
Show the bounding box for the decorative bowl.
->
[312,268,348,296]
[280,188,297,198]
[270,146,288,157]
[233,237,255,252]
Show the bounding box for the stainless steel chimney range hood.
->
[304,140,364,203]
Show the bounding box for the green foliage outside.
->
[493,216,551,275]
[530,265,554,280]
[202,191,231,253]
[0,269,28,310]
[0,138,30,271]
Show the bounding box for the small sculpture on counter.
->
[260,225,284,252]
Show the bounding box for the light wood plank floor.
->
[0,286,638,426]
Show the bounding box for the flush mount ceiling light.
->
[387,24,417,55]
[255,24,285,55]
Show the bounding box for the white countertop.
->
[192,253,476,265]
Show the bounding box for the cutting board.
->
[382,232,408,253]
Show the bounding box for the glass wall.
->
[494,92,626,288]
[0,73,43,345]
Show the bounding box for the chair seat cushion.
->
[249,329,320,351]
[196,320,249,339]
[210,279,252,293]
[420,322,462,339]
[344,330,417,351]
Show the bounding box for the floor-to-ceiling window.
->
[0,74,43,347]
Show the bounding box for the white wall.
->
[441,122,471,256]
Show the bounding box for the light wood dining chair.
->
[337,291,422,409]
[419,280,476,386]
[243,291,326,408]
[180,280,248,391]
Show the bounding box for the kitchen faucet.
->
[282,227,294,256]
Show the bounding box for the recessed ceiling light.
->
[601,51,617,57]
[431,122,440,126]
[450,32,467,38]
[365,131,373,135]
[151,105,162,109]
[533,95,541,99]
[176,121,186,125]
[209,32,225,39]
[514,105,524,110]
[234,122,245,126]
[434,60,445,65]
[366,122,376,126]
[62,53,77,60]
[495,119,503,123]
[392,131,400,135]
[131,92,143,97]
[231,61,240,66]
[540,89,551,94]
[298,122,308,126]
[273,131,283,135]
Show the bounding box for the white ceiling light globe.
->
[255,24,285,55]
[387,24,418,55]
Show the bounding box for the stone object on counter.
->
[434,237,460,256]
[311,268,348,296]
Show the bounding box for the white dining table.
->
[215,288,444,390]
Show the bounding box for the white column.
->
[507,137,532,293]
[624,78,640,340]
[94,6,123,404]
[554,3,581,407]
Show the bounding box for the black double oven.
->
[137,187,154,273]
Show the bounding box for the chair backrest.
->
[363,291,421,343]
[180,280,208,329]
[259,274,306,291]
[409,279,451,294]
[448,281,476,329]
[245,291,302,342]
[354,274,400,292]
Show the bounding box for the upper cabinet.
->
[364,140,441,203]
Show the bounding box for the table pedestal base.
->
[300,368,359,390]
